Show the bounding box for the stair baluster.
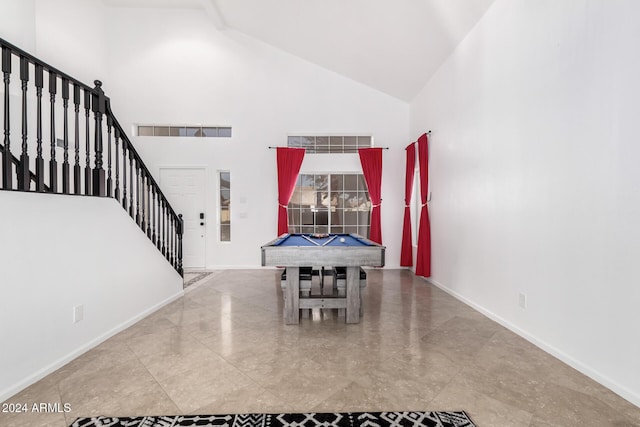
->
[114,127,120,201]
[162,199,166,256]
[73,84,81,194]
[61,78,70,194]
[49,71,57,192]
[84,89,91,195]
[177,214,184,275]
[135,160,141,225]
[35,64,44,192]
[106,115,112,196]
[169,215,174,266]
[129,153,134,218]
[2,47,11,189]
[152,187,157,245]
[146,175,152,238]
[122,141,127,210]
[18,56,29,191]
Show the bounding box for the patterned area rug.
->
[70,411,476,427]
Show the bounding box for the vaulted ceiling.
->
[103,0,496,102]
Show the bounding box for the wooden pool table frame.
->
[261,233,385,324]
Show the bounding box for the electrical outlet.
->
[519,293,527,309]
[73,305,84,323]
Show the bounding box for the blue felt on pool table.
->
[273,234,371,247]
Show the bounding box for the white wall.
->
[0,0,106,84]
[0,191,183,402]
[410,0,640,406]
[103,7,409,268]
[34,0,108,85]
[0,0,35,51]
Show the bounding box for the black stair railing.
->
[0,37,183,276]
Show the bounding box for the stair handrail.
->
[105,101,180,221]
[0,37,94,92]
[1,36,183,276]
[105,98,184,275]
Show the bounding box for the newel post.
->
[177,213,184,276]
[92,80,106,196]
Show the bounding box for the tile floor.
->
[1,269,639,427]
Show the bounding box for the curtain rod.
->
[405,130,432,150]
[267,146,389,149]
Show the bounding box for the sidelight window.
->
[219,171,231,242]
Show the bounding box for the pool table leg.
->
[285,266,300,325]
[346,266,361,324]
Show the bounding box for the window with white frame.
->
[287,173,371,237]
[287,136,372,153]
[219,171,231,242]
[412,168,419,243]
[138,125,232,138]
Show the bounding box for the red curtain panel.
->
[276,147,305,236]
[415,133,431,277]
[358,148,383,244]
[400,143,416,266]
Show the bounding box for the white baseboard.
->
[424,277,640,408]
[0,290,184,403]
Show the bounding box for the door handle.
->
[200,222,205,226]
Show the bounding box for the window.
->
[219,171,231,242]
[412,169,419,244]
[137,125,232,138]
[287,135,372,153]
[287,173,371,237]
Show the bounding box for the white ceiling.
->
[104,0,496,101]
[103,0,202,8]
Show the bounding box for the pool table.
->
[261,233,385,324]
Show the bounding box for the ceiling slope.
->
[104,0,496,101]
[213,0,495,101]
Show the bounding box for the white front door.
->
[160,168,206,269]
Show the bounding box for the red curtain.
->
[400,143,416,266]
[276,147,305,236]
[358,148,383,244]
[415,133,431,277]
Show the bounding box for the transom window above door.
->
[137,125,232,138]
[287,173,371,238]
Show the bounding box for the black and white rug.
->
[70,411,476,427]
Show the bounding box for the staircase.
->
[0,37,183,275]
